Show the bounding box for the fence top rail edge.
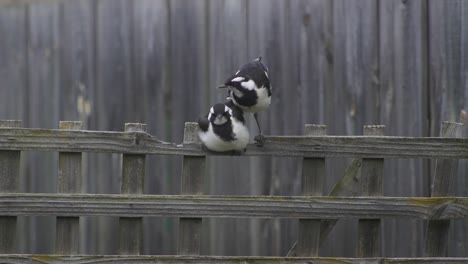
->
[0,127,467,158]
[0,255,468,264]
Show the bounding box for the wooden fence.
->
[1,119,468,262]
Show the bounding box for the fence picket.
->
[0,120,21,253]
[56,121,82,254]
[357,125,385,257]
[425,121,463,257]
[119,123,146,255]
[297,125,326,256]
[178,122,205,255]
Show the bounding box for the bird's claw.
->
[254,134,265,147]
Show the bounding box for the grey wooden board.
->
[428,0,468,257]
[379,0,429,257]
[2,194,468,220]
[0,0,468,258]
[21,2,61,254]
[205,0,255,256]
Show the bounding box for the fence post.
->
[357,125,385,257]
[178,122,205,255]
[425,121,463,257]
[119,123,147,255]
[0,120,21,253]
[56,121,82,254]
[297,124,326,256]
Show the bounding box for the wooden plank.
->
[58,0,95,254]
[178,123,205,255]
[429,1,468,256]
[0,194,467,220]
[357,125,384,257]
[56,121,82,254]
[0,7,26,121]
[130,0,175,255]
[3,128,468,158]
[0,120,21,253]
[207,0,252,255]
[26,2,61,253]
[425,122,463,257]
[119,123,146,255]
[379,0,429,256]
[0,255,467,264]
[297,125,326,256]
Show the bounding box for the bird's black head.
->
[208,103,232,126]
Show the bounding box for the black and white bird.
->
[197,102,250,152]
[217,57,271,146]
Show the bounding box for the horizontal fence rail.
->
[0,121,466,261]
[0,194,467,220]
[1,127,468,158]
[0,255,468,264]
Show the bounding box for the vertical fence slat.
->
[119,123,146,255]
[0,120,21,253]
[357,125,385,257]
[178,122,205,255]
[425,121,463,257]
[297,125,326,256]
[56,121,82,254]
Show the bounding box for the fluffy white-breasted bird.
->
[217,57,271,146]
[197,102,249,152]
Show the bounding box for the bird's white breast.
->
[198,121,249,152]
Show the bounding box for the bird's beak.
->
[217,84,227,89]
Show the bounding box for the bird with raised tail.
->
[197,102,250,153]
[217,57,271,146]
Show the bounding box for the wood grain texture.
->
[297,125,326,256]
[379,0,429,257]
[0,194,467,220]
[0,0,467,257]
[0,120,21,253]
[357,126,384,257]
[425,122,463,257]
[56,121,82,255]
[0,255,466,264]
[178,123,205,255]
[428,0,468,256]
[119,124,146,255]
[2,128,468,158]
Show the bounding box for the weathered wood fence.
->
[1,119,468,263]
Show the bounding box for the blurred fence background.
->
[0,0,467,257]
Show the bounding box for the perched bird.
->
[197,102,250,152]
[217,57,271,146]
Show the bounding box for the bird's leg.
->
[253,113,265,147]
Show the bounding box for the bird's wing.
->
[197,116,210,132]
[236,59,270,89]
